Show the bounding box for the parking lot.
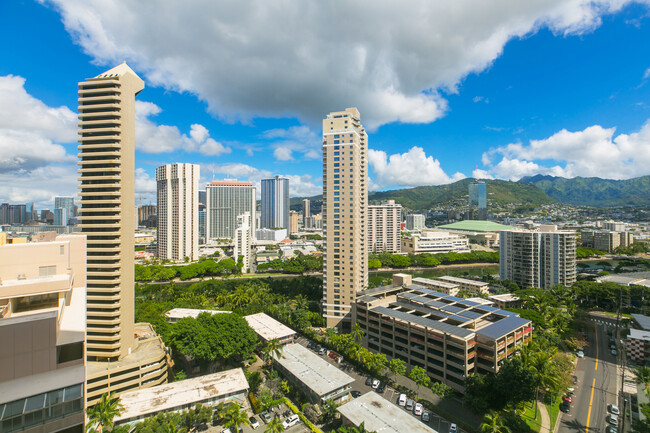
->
[206,400,310,433]
[294,336,460,433]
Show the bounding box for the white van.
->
[283,414,299,429]
[398,393,407,406]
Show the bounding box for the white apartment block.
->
[206,181,256,242]
[368,200,402,254]
[234,212,252,273]
[401,230,470,254]
[156,163,199,261]
[500,225,577,289]
[406,214,426,231]
[322,108,368,331]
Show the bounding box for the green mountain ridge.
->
[518,175,650,207]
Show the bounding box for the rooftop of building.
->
[337,392,438,433]
[437,220,515,232]
[115,368,248,422]
[275,344,354,397]
[208,180,252,186]
[629,328,650,341]
[165,308,230,321]
[488,294,521,302]
[244,313,296,342]
[632,314,650,331]
[465,297,494,306]
[437,276,489,286]
[412,277,459,289]
[596,274,650,287]
[359,286,528,341]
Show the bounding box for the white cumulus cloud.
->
[135,101,231,156]
[44,0,643,129]
[368,146,465,188]
[482,120,650,180]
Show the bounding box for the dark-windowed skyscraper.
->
[468,180,487,220]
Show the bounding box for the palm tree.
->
[265,417,285,433]
[222,403,251,431]
[338,421,374,433]
[480,412,511,433]
[527,349,561,420]
[86,392,124,433]
[291,294,309,310]
[261,338,284,365]
[321,400,339,424]
[635,366,650,396]
[351,323,365,344]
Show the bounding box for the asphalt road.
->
[558,320,620,433]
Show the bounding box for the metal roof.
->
[372,306,474,339]
[391,301,450,318]
[632,314,650,331]
[440,305,465,314]
[476,316,531,340]
[437,220,515,232]
[458,309,485,320]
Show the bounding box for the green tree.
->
[480,412,511,433]
[321,400,339,424]
[408,366,430,397]
[389,358,406,377]
[635,366,650,397]
[86,392,124,433]
[368,258,382,269]
[261,338,284,365]
[338,421,374,433]
[221,403,251,431]
[265,417,285,433]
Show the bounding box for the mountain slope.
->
[519,175,650,207]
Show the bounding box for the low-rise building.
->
[353,276,532,392]
[273,344,354,404]
[401,230,470,255]
[338,392,437,433]
[165,308,230,323]
[581,229,634,252]
[488,294,523,310]
[255,228,288,242]
[245,313,296,344]
[626,329,650,364]
[437,276,490,296]
[115,368,249,426]
[412,277,460,297]
[436,220,514,247]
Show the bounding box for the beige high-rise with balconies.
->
[78,64,167,406]
[322,108,368,330]
[368,200,402,253]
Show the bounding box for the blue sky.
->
[1,1,649,208]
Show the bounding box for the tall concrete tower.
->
[322,108,368,331]
[79,64,167,405]
[261,175,290,229]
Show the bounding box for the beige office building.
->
[156,163,200,261]
[581,230,634,253]
[302,199,311,220]
[368,200,402,254]
[0,235,87,433]
[205,181,256,242]
[78,64,167,406]
[289,210,299,234]
[322,108,368,330]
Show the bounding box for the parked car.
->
[609,404,620,415]
[282,415,300,429]
[372,379,380,389]
[573,375,579,384]
[365,377,374,386]
[414,403,424,416]
[307,342,314,349]
[577,350,584,358]
[609,414,619,425]
[449,423,458,433]
[351,391,361,398]
[398,393,407,406]
[405,399,415,411]
[422,411,431,423]
[560,402,570,413]
[260,412,272,424]
[607,425,619,433]
[249,416,260,429]
[319,347,326,355]
[221,429,232,433]
[377,383,386,393]
[563,395,572,403]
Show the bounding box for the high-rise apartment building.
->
[138,204,156,226]
[53,208,67,226]
[322,108,368,330]
[261,175,289,230]
[405,214,425,231]
[500,225,576,289]
[206,180,256,241]
[234,212,252,273]
[581,230,634,253]
[0,235,87,433]
[302,198,311,221]
[468,180,487,220]
[55,197,76,225]
[156,163,200,261]
[368,200,402,253]
[289,210,299,234]
[78,64,167,405]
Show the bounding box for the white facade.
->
[255,228,288,242]
[156,163,200,261]
[234,212,252,273]
[401,230,470,254]
[261,175,290,230]
[206,181,256,241]
[368,200,402,253]
[406,214,425,231]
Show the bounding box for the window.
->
[334,140,339,144]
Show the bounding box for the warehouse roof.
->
[437,220,515,232]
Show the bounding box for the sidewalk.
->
[538,399,551,433]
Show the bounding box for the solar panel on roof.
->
[476,316,531,340]
[371,306,474,338]
[458,309,484,319]
[459,300,480,307]
[425,300,448,309]
[446,315,471,323]
[446,296,464,302]
[440,305,464,314]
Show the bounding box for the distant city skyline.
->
[1,2,650,208]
